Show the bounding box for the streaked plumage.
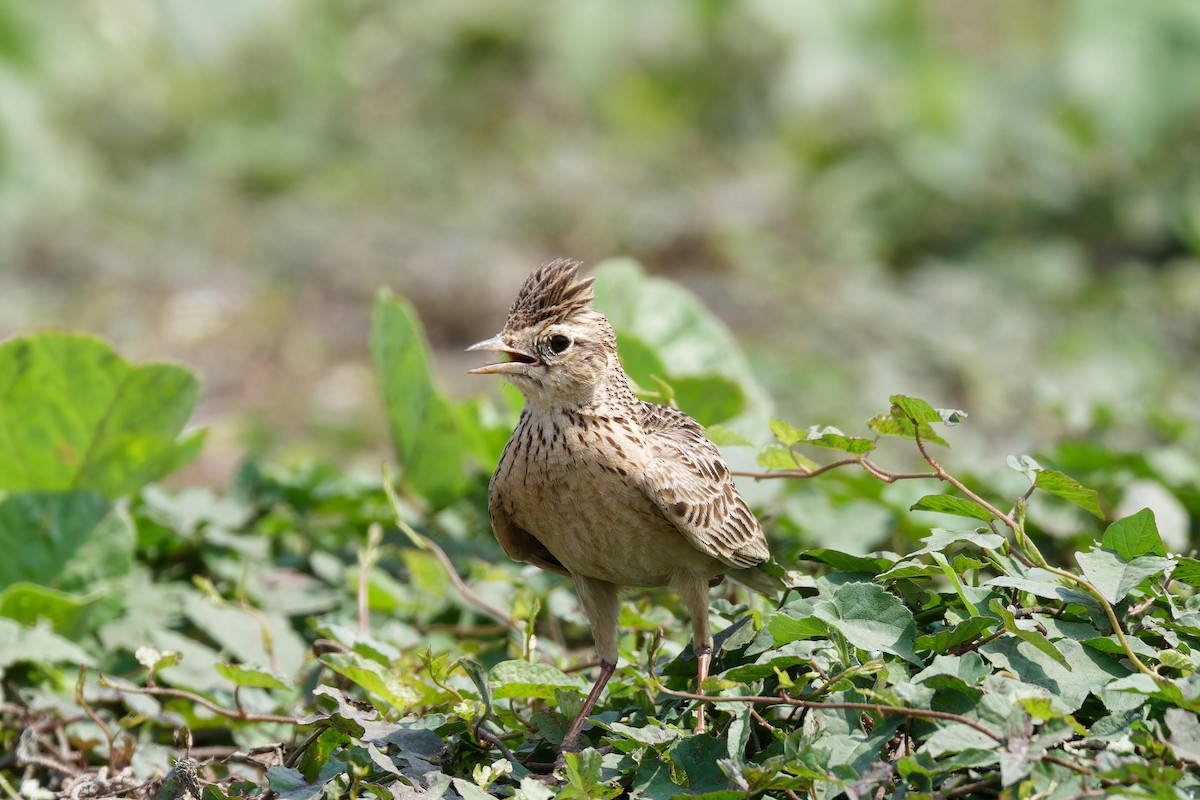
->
[468,259,771,752]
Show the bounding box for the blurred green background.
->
[2,0,1199,488]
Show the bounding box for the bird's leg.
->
[560,660,615,753]
[672,570,714,735]
[695,642,712,734]
[560,575,620,753]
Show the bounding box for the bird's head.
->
[468,259,621,408]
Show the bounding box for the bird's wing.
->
[489,502,571,577]
[639,403,769,569]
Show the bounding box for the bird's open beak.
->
[466,335,539,375]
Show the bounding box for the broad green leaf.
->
[671,375,745,426]
[801,550,899,575]
[214,663,291,690]
[266,767,325,800]
[1036,470,1099,520]
[905,528,1005,559]
[488,660,583,700]
[592,260,762,397]
[320,652,423,711]
[755,444,816,471]
[1034,470,1103,518]
[889,395,944,424]
[0,333,202,497]
[599,720,681,746]
[0,583,101,638]
[814,582,920,664]
[913,653,991,687]
[371,290,472,509]
[910,494,998,521]
[1075,547,1169,604]
[768,613,830,646]
[867,413,950,447]
[0,618,93,669]
[0,490,134,592]
[988,599,1069,670]
[703,425,752,447]
[981,630,1128,712]
[794,425,875,455]
[1172,557,1200,587]
[561,749,621,799]
[769,418,805,447]
[915,617,997,655]
[1101,508,1166,561]
[1164,707,1200,765]
[667,735,736,794]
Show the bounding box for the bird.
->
[467,258,773,752]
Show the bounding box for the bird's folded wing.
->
[490,504,571,576]
[639,405,769,569]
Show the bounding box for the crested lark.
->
[468,259,772,751]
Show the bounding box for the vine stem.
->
[1040,563,1156,677]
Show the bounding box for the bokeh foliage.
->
[1,0,1199,478]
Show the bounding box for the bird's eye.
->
[548,334,571,354]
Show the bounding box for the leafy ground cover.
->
[2,264,1199,799]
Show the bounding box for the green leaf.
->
[488,660,583,700]
[769,418,805,447]
[703,425,752,447]
[910,494,998,521]
[867,413,950,447]
[1165,707,1200,765]
[320,652,423,711]
[0,618,93,669]
[671,375,745,427]
[266,767,325,800]
[889,395,944,424]
[755,444,815,471]
[1172,557,1200,587]
[0,332,201,497]
[915,617,997,655]
[988,599,1070,670]
[814,582,920,664]
[214,663,291,690]
[1075,547,1169,604]
[800,550,899,575]
[0,490,135,592]
[1034,470,1103,518]
[0,583,100,638]
[1101,508,1166,561]
[561,749,621,799]
[905,528,1005,559]
[592,260,764,410]
[768,613,830,646]
[371,289,472,510]
[1006,455,1042,482]
[794,424,875,454]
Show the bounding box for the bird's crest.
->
[506,259,596,330]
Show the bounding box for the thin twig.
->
[284,725,329,768]
[941,777,999,798]
[912,426,1016,530]
[100,679,304,726]
[749,707,777,734]
[76,667,119,772]
[383,474,521,630]
[477,726,524,771]
[652,684,1006,745]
